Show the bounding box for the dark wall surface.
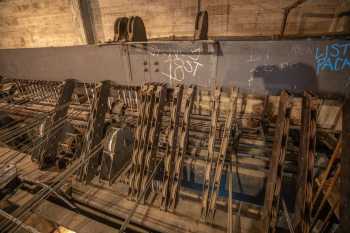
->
[0,39,349,95]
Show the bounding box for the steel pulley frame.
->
[294,91,319,233]
[140,84,166,201]
[201,87,221,222]
[168,85,196,211]
[78,80,111,184]
[262,90,292,233]
[129,85,156,200]
[207,87,239,222]
[128,85,151,199]
[161,84,183,210]
[129,84,166,201]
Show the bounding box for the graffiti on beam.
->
[151,47,204,82]
[315,43,350,74]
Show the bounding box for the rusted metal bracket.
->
[207,87,239,222]
[168,85,196,211]
[263,90,292,233]
[201,87,221,222]
[161,85,183,210]
[294,91,319,233]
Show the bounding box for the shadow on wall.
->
[253,63,318,94]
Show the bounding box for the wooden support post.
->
[263,90,292,233]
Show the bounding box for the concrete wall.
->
[0,0,349,49]
[0,0,86,48]
[94,0,349,41]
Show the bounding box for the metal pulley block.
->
[113,17,129,42]
[127,16,147,42]
[113,16,147,42]
[100,126,133,184]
